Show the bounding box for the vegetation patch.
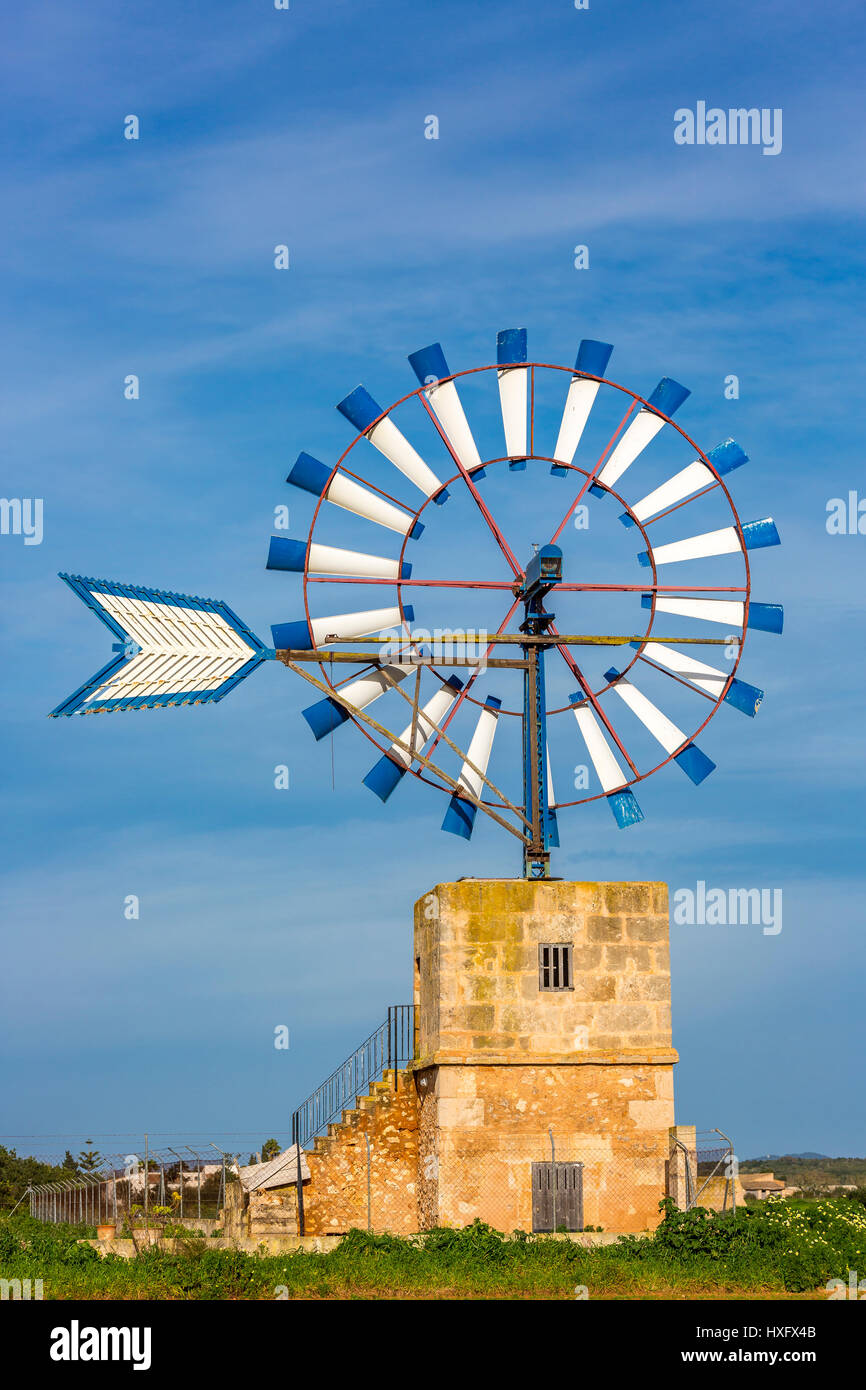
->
[1,1196,863,1300]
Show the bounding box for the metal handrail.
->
[291,1005,415,1150]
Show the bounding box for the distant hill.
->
[746,1152,830,1161]
[739,1155,866,1189]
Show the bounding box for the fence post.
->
[364,1134,372,1231]
[293,1114,305,1238]
[144,1135,149,1229]
[549,1127,557,1235]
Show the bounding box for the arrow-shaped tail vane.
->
[50,574,272,716]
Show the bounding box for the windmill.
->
[51,330,781,879]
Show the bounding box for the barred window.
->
[538,943,573,991]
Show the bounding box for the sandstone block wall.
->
[298,1071,419,1236]
[413,879,677,1232]
[414,878,673,1061]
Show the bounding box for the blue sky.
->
[2,0,865,1164]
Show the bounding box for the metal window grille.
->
[538,943,573,991]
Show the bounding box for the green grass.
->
[2,1197,864,1300]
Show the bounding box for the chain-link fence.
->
[21,1126,738,1239]
[231,1127,683,1239]
[25,1146,235,1231]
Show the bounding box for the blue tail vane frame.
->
[50,574,271,716]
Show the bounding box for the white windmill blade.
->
[635,640,764,716]
[640,594,784,634]
[442,695,502,839]
[545,745,559,847]
[337,385,448,503]
[603,666,715,784]
[496,328,528,464]
[364,676,464,801]
[638,516,780,567]
[591,377,690,495]
[408,343,486,478]
[568,690,644,828]
[302,663,416,741]
[619,439,747,524]
[286,453,424,540]
[271,604,414,650]
[50,575,270,716]
[267,537,411,582]
[551,339,613,470]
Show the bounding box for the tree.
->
[0,1146,71,1210]
[62,1150,77,1171]
[261,1138,281,1162]
[77,1141,103,1173]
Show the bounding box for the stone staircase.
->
[301,1068,420,1235]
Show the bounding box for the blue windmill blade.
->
[545,746,560,847]
[408,343,487,480]
[337,385,449,503]
[637,517,780,568]
[285,452,424,539]
[589,376,690,498]
[441,695,502,840]
[568,691,644,828]
[50,574,272,716]
[551,339,614,474]
[604,667,716,785]
[639,593,783,635]
[619,439,748,526]
[364,676,463,802]
[496,328,529,465]
[634,641,765,717]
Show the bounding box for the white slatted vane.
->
[591,377,690,497]
[442,695,502,838]
[635,640,764,716]
[50,575,270,716]
[619,439,747,525]
[569,690,644,827]
[638,517,780,567]
[337,385,448,503]
[286,453,424,539]
[603,666,715,783]
[364,676,464,801]
[497,328,528,467]
[551,339,613,473]
[408,343,486,479]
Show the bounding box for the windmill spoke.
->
[307,576,517,589]
[549,621,639,778]
[426,597,522,755]
[549,400,638,544]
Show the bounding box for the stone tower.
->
[412,878,677,1232]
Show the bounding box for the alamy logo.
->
[50,1320,152,1370]
[674,103,782,156]
[826,1270,866,1299]
[1,1278,43,1300]
[672,880,782,936]
[380,628,490,672]
[0,497,43,545]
